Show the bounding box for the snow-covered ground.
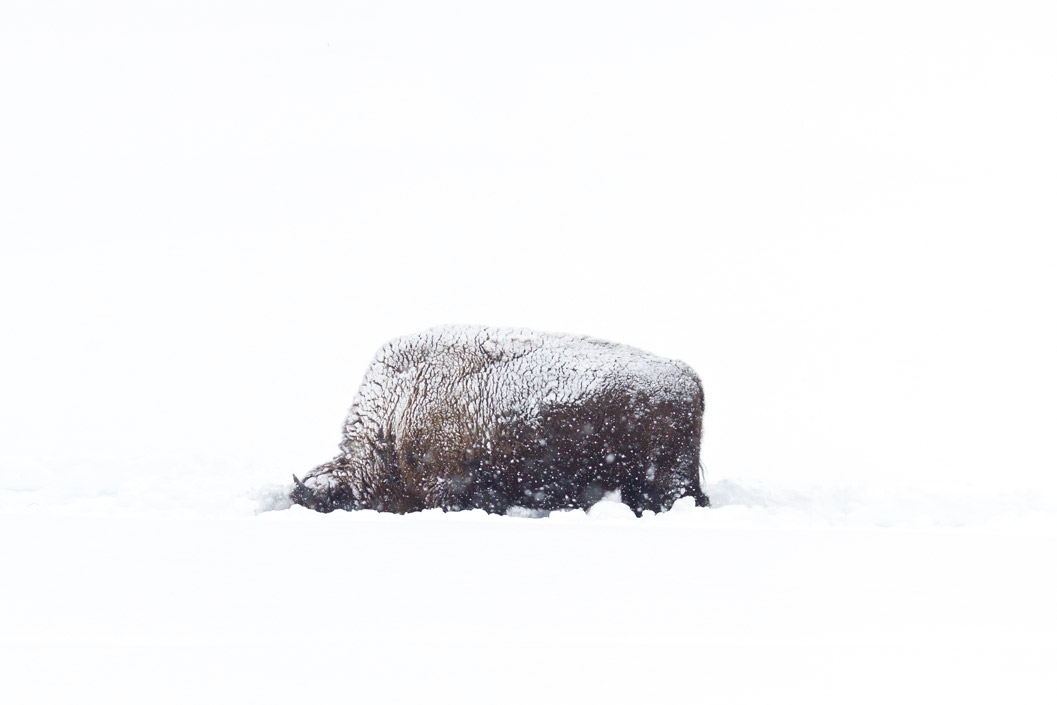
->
[3,2,1056,702]
[4,483,1056,703]
[4,454,1055,703]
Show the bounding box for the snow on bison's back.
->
[290,325,708,516]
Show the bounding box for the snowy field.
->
[4,479,1056,703]
[3,2,1056,703]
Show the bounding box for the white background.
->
[2,2,1056,702]
[3,1,1056,496]
[2,1,1056,493]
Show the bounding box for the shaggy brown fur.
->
[290,326,707,516]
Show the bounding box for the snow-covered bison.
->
[290,326,708,516]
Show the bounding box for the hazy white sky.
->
[2,1,1055,493]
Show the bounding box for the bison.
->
[290,325,708,516]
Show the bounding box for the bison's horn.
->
[290,474,315,508]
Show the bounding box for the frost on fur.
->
[290,325,708,516]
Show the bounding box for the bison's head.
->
[289,462,358,513]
